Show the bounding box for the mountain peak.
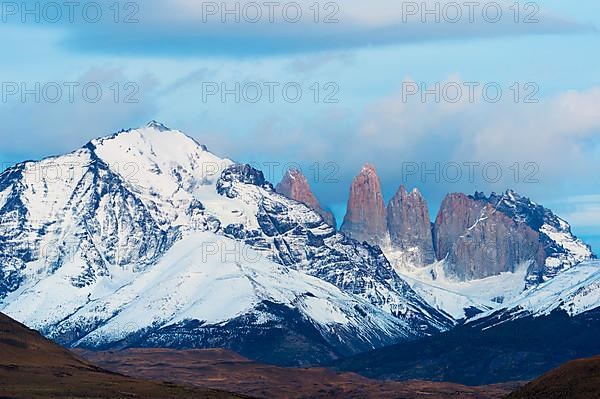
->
[360,163,378,176]
[341,164,387,244]
[145,120,171,132]
[276,167,336,227]
[279,167,309,188]
[387,184,435,265]
[396,184,409,196]
[282,167,303,180]
[394,185,426,200]
[89,122,212,158]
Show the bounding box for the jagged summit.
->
[0,125,452,365]
[387,184,435,266]
[472,189,534,206]
[340,167,436,267]
[276,167,336,227]
[146,120,171,131]
[337,175,594,319]
[393,185,424,197]
[341,164,388,245]
[360,163,377,172]
[283,167,302,178]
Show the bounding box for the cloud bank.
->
[8,0,591,57]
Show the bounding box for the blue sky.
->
[1,0,599,251]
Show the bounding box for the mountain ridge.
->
[1,121,597,375]
[325,164,594,319]
[0,122,452,367]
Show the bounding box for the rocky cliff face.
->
[276,168,336,227]
[387,186,435,266]
[444,203,546,280]
[492,191,594,284]
[434,191,593,282]
[306,162,593,319]
[338,164,593,284]
[340,165,388,245]
[340,168,437,267]
[433,193,486,263]
[434,192,546,281]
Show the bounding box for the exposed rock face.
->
[387,186,435,265]
[486,191,594,284]
[338,166,593,283]
[433,191,593,282]
[444,203,546,280]
[434,192,546,280]
[433,193,487,262]
[340,169,436,266]
[340,165,388,245]
[276,168,336,227]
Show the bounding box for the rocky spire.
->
[276,168,336,227]
[387,186,435,265]
[340,164,388,245]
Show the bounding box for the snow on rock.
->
[387,254,532,319]
[0,122,453,364]
[403,190,595,320]
[470,261,600,326]
[276,167,336,227]
[540,222,593,279]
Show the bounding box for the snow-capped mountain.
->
[0,122,451,365]
[332,164,593,320]
[334,261,600,385]
[275,167,336,227]
[392,190,595,319]
[470,260,600,327]
[2,232,409,365]
[487,190,594,283]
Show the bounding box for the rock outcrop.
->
[340,165,388,245]
[276,168,336,227]
[434,192,545,280]
[340,167,437,266]
[433,193,487,263]
[338,165,593,282]
[387,186,435,266]
[433,191,593,282]
[444,203,546,280]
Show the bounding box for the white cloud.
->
[555,195,600,229]
[198,80,600,214]
[354,82,600,182]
